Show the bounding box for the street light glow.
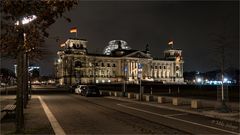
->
[223,78,228,83]
[15,15,37,25]
[196,78,202,83]
[58,59,62,63]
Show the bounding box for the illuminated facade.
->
[55,38,184,85]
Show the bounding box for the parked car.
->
[69,84,78,93]
[75,85,87,95]
[81,85,100,97]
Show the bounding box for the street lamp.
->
[15,15,37,133]
[138,60,143,101]
[15,15,37,25]
[123,60,127,97]
[216,74,231,113]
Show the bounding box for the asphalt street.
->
[41,93,188,134]
[1,85,239,134]
[39,92,239,134]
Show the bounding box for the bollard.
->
[173,98,181,106]
[158,96,165,103]
[191,100,202,109]
[128,93,134,99]
[135,94,140,100]
[146,95,154,102]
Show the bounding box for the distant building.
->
[14,64,40,77]
[55,38,184,85]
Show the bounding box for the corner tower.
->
[61,38,88,55]
[164,43,184,82]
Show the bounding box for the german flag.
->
[70,27,77,33]
[168,41,174,45]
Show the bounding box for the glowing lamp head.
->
[15,15,37,25]
[223,78,228,83]
[196,78,202,83]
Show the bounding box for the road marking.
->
[38,96,66,135]
[117,103,239,135]
[165,113,188,117]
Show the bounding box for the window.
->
[73,43,76,48]
[112,64,116,67]
[107,63,110,67]
[75,61,82,67]
[159,66,162,69]
[176,66,179,70]
[101,63,104,67]
[80,44,84,49]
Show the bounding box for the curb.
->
[105,96,240,123]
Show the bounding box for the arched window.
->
[176,66,179,71]
[72,43,76,48]
[75,61,82,67]
[80,44,84,49]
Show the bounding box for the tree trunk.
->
[23,52,28,108]
[16,30,25,133]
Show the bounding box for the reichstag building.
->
[55,38,184,85]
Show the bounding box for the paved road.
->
[1,85,239,134]
[38,91,239,134]
[41,94,187,134]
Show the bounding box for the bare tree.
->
[211,15,236,113]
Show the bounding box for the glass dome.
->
[103,40,131,55]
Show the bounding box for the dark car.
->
[81,85,100,97]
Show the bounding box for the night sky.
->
[1,1,239,76]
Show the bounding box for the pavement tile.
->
[0,97,54,134]
[24,98,54,134]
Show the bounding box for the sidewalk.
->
[0,86,17,92]
[0,96,54,134]
[105,96,240,123]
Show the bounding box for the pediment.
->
[125,51,151,59]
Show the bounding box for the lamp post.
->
[15,23,25,133]
[215,46,231,113]
[123,60,127,97]
[138,60,143,101]
[15,15,37,133]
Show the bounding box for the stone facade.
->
[55,38,184,85]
